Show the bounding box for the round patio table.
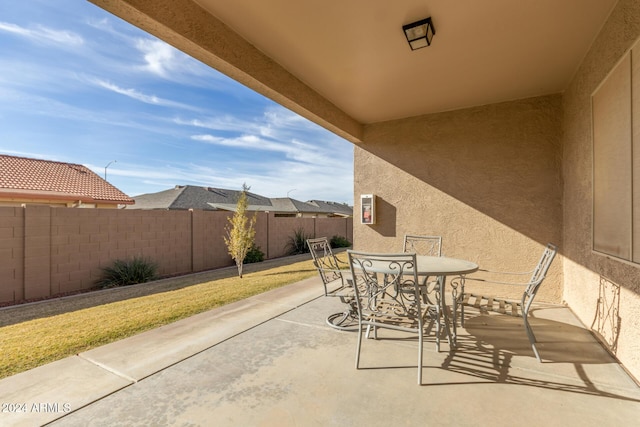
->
[351,254,479,349]
[413,256,478,349]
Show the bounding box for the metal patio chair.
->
[460,243,558,362]
[348,250,435,385]
[402,234,444,337]
[402,234,443,290]
[402,234,442,257]
[307,237,357,330]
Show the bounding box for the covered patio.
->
[86,0,640,398]
[2,276,639,425]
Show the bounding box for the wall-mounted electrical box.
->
[360,194,375,224]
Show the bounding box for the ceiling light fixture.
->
[402,17,435,50]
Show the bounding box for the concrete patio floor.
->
[1,275,639,426]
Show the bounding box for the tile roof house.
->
[0,155,134,208]
[129,185,352,217]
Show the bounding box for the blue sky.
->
[0,1,354,204]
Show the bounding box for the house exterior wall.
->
[353,0,640,381]
[354,95,563,303]
[0,206,352,305]
[562,0,640,380]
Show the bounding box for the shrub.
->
[285,228,312,255]
[97,257,158,288]
[244,244,265,264]
[330,235,351,248]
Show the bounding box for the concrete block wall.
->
[24,205,52,300]
[0,206,352,304]
[267,217,312,259]
[315,217,353,246]
[0,208,24,302]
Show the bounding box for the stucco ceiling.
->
[192,0,617,124]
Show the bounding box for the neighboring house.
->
[307,200,353,218]
[132,185,271,211]
[0,154,134,208]
[130,185,352,218]
[267,198,327,218]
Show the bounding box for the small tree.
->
[224,183,257,278]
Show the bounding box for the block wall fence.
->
[0,206,353,304]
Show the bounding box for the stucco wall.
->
[562,0,640,380]
[354,95,563,303]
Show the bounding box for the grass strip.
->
[0,257,331,379]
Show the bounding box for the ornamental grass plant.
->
[285,227,313,255]
[97,256,158,288]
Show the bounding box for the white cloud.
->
[0,22,83,46]
[0,87,189,139]
[85,17,118,37]
[192,134,293,154]
[93,79,202,112]
[191,133,340,167]
[88,161,245,196]
[180,105,353,202]
[95,105,354,202]
[133,38,212,81]
[173,116,257,133]
[0,148,63,161]
[97,157,353,204]
[189,106,351,166]
[135,39,176,77]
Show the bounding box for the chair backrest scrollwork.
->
[348,251,422,321]
[307,237,347,295]
[402,234,442,257]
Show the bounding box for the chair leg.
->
[435,313,441,352]
[523,316,541,362]
[365,324,378,340]
[355,323,364,369]
[460,280,465,327]
[452,297,457,328]
[451,278,465,328]
[434,277,444,352]
[424,315,436,336]
[326,311,349,329]
[365,324,378,339]
[418,325,424,385]
[326,306,358,330]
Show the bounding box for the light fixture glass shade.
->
[403,17,435,50]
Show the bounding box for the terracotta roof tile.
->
[0,155,134,204]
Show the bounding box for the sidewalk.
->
[1,275,639,426]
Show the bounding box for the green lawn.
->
[0,255,338,379]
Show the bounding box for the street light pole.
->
[104,160,117,181]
